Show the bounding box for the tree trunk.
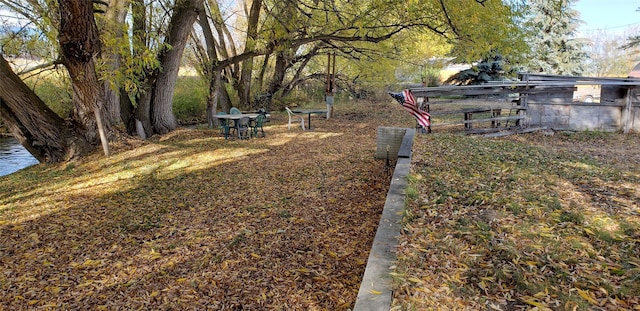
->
[58,0,109,146]
[237,0,262,107]
[282,45,320,98]
[207,0,235,111]
[102,0,129,127]
[0,54,91,163]
[136,84,154,137]
[206,71,221,128]
[267,51,290,99]
[255,52,270,95]
[198,6,219,127]
[151,0,204,134]
[119,87,136,134]
[130,0,153,138]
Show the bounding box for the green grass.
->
[27,72,74,117]
[18,74,209,123]
[172,76,208,122]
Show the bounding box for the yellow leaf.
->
[522,296,544,307]
[408,277,424,284]
[150,291,159,297]
[123,280,136,287]
[576,288,598,305]
[250,253,261,259]
[534,288,548,298]
[370,289,382,295]
[478,281,487,291]
[82,259,102,267]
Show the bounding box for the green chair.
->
[251,114,266,138]
[236,116,251,139]
[217,112,230,138]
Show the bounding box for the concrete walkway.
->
[353,128,415,311]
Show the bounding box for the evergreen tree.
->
[444,53,510,85]
[523,0,587,75]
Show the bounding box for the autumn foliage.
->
[3,99,639,310]
[0,101,413,309]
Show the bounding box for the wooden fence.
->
[409,73,640,134]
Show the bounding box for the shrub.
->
[27,73,74,118]
[173,76,207,123]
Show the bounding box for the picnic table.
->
[291,109,327,130]
[216,113,269,139]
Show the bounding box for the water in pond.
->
[0,137,39,177]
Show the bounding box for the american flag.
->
[389,89,431,128]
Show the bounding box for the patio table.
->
[216,113,269,139]
[291,109,327,130]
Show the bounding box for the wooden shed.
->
[520,74,640,133]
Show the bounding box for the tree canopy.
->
[584,29,640,77]
[0,0,530,162]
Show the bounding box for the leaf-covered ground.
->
[393,131,640,310]
[0,100,415,310]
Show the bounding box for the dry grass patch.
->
[393,131,640,310]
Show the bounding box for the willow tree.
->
[0,0,109,161]
[189,0,527,115]
[98,0,131,127]
[0,0,108,162]
[58,0,109,156]
[192,0,236,127]
[112,0,205,136]
[0,54,91,163]
[149,0,204,134]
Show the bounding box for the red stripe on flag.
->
[401,89,430,127]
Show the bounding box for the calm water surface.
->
[0,137,39,177]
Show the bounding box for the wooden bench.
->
[421,104,526,133]
[462,108,502,129]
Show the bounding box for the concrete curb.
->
[353,128,415,311]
